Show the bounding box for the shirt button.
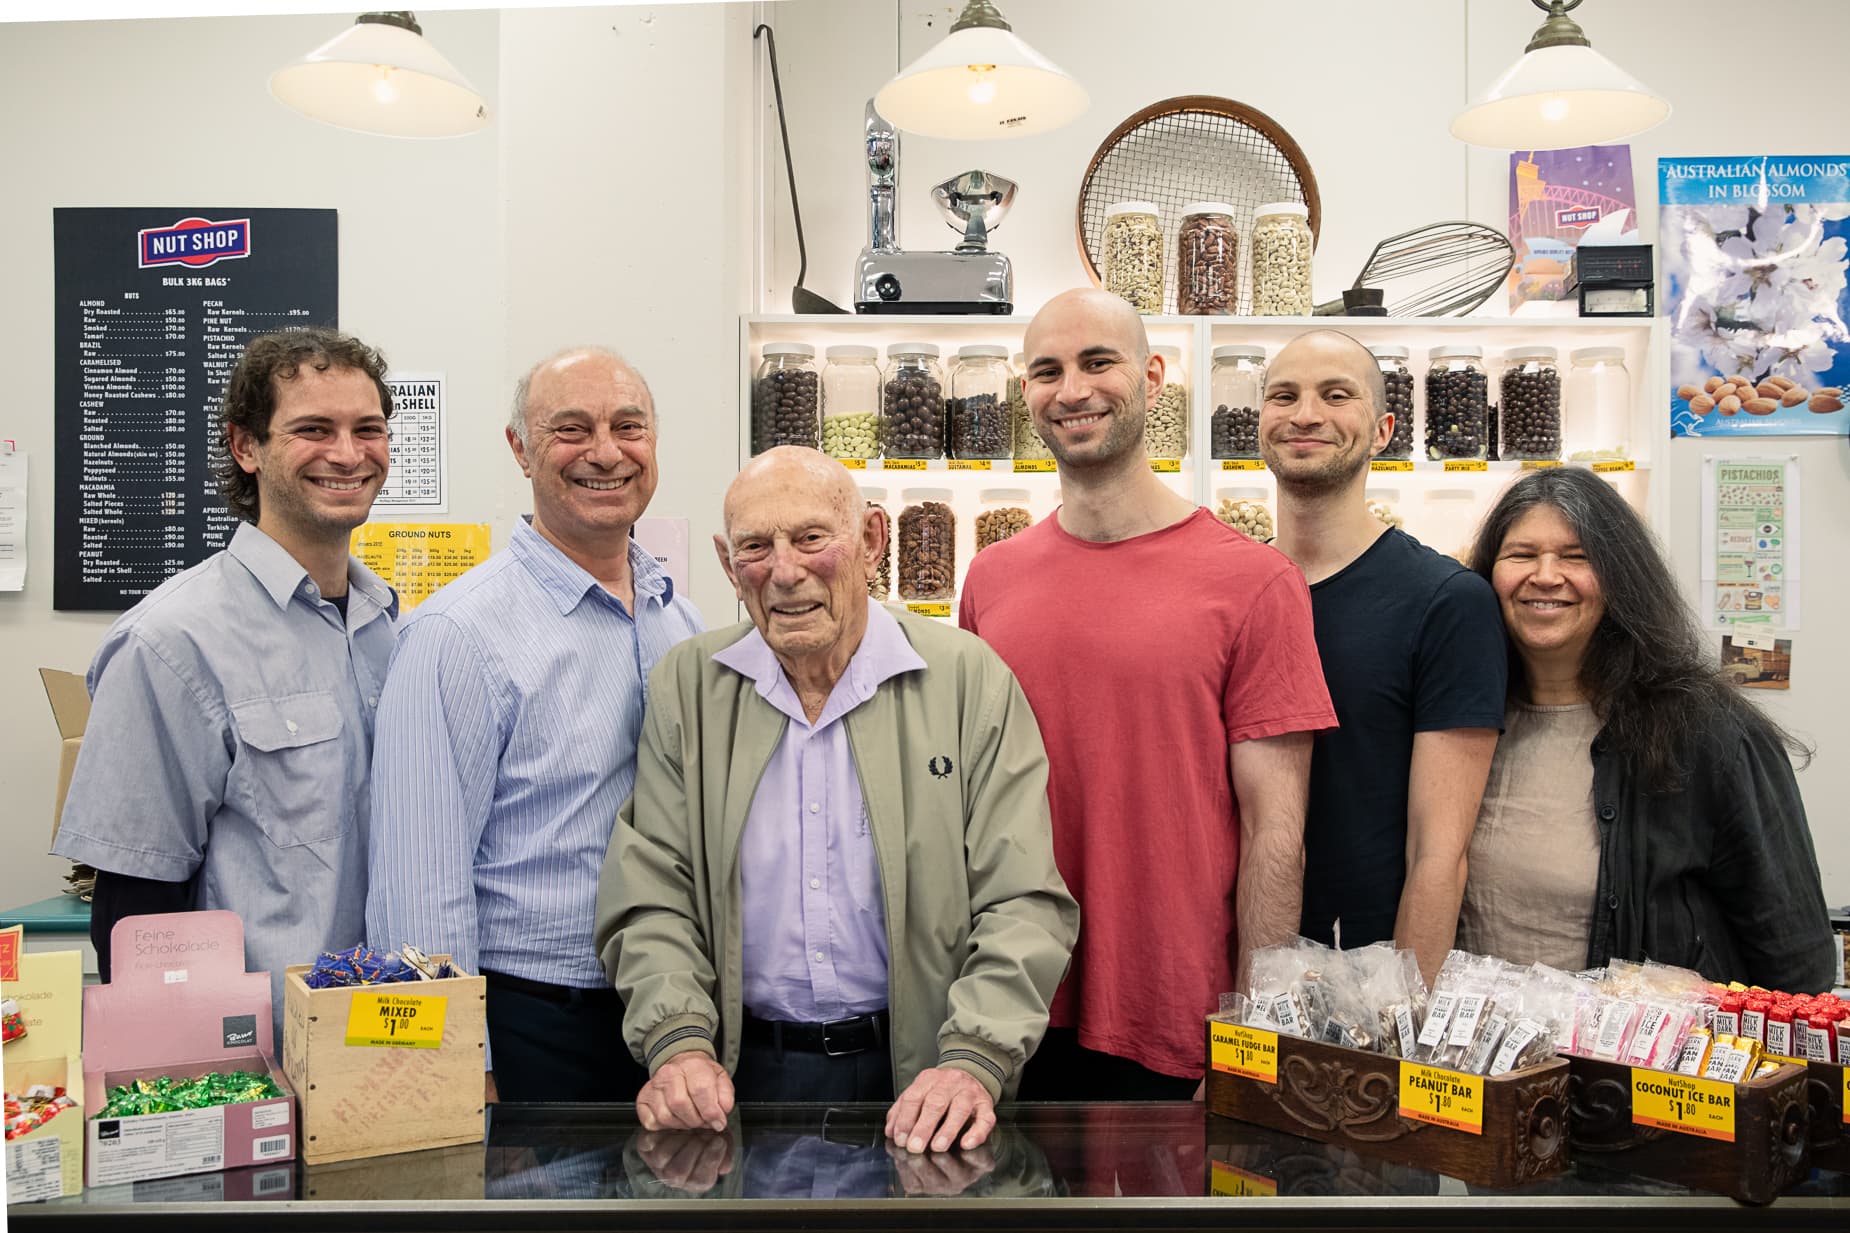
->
[809,877,821,890]
[808,802,820,814]
[285,719,299,734]
[1598,804,1617,821]
[367,696,378,707]
[813,950,825,963]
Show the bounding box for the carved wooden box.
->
[1566,1055,1809,1205]
[1803,1060,1848,1172]
[1203,1022,1569,1189]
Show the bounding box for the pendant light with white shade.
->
[874,0,1087,141]
[270,11,490,140]
[1451,0,1669,151]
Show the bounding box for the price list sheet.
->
[53,207,337,610]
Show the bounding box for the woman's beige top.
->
[1456,701,1603,971]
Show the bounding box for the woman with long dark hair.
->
[1455,468,1832,990]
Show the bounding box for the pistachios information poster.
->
[1701,456,1800,631]
[1663,157,1849,438]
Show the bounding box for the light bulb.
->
[1540,96,1570,123]
[371,67,399,105]
[965,65,996,106]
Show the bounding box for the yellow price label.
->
[1220,459,1266,471]
[905,602,952,618]
[344,992,447,1049]
[1150,459,1182,473]
[1398,1062,1483,1135]
[947,459,994,471]
[1370,460,1415,472]
[1521,460,1564,470]
[835,457,868,470]
[1592,459,1636,473]
[1630,1069,1734,1142]
[1442,460,1488,473]
[1209,1160,1278,1198]
[1013,459,1057,473]
[1842,1067,1848,1127]
[881,458,928,471]
[1209,1022,1278,1084]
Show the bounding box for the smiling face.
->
[509,351,658,554]
[715,447,884,677]
[1491,502,1607,668]
[228,362,389,547]
[1259,332,1390,495]
[1021,290,1161,471]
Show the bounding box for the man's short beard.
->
[1047,375,1148,471]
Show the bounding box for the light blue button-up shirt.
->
[713,599,925,1023]
[52,522,399,1038]
[366,518,704,1053]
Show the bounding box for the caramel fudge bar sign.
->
[53,207,337,610]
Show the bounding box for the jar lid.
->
[1182,201,1236,217]
[957,344,1010,359]
[887,342,940,358]
[1571,346,1626,363]
[1153,345,1182,361]
[826,344,878,360]
[1428,344,1483,360]
[761,342,815,358]
[859,486,888,502]
[1212,344,1266,361]
[901,487,953,502]
[1502,346,1558,362]
[1254,201,1309,218]
[1215,487,1269,501]
[1105,200,1159,218]
[979,488,1030,502]
[1368,344,1409,360]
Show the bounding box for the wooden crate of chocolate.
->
[1566,1055,1809,1204]
[1203,1019,1570,1189]
[1800,1060,1848,1172]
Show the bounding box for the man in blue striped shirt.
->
[367,347,704,1104]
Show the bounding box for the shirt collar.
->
[713,599,926,726]
[227,522,400,621]
[508,516,673,616]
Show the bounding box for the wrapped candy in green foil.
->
[96,1070,283,1119]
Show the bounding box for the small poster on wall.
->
[1507,145,1638,310]
[1701,456,1800,631]
[1663,157,1850,437]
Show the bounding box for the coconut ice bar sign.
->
[1662,157,1850,438]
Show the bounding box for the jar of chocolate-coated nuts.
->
[1368,345,1415,460]
[1210,345,1266,459]
[1424,345,1488,461]
[1146,345,1189,460]
[949,345,1012,460]
[882,344,946,460]
[975,488,1032,551]
[1009,352,1053,461]
[860,485,891,601]
[1103,201,1163,315]
[897,488,956,601]
[1251,202,1313,316]
[822,345,882,460]
[751,343,819,454]
[1499,346,1561,461]
[1177,201,1238,315]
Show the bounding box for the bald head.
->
[1272,330,1386,418]
[1024,288,1152,370]
[724,446,862,537]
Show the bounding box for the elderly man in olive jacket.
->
[595,447,1077,1155]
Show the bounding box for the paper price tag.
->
[1220,459,1266,471]
[1591,459,1636,472]
[1521,459,1564,470]
[1398,1062,1484,1134]
[1631,1069,1734,1141]
[1370,460,1414,472]
[1209,1022,1278,1084]
[1150,459,1181,473]
[344,992,447,1049]
[1442,460,1488,472]
[1843,1068,1849,1126]
[905,602,952,618]
[1012,459,1056,473]
[882,458,927,471]
[1209,1159,1278,1197]
[835,458,868,470]
[947,459,994,471]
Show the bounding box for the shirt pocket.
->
[229,691,351,847]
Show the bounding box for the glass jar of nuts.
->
[1009,352,1053,461]
[1102,201,1164,314]
[1368,345,1415,461]
[882,344,946,460]
[1251,202,1313,316]
[1498,346,1561,461]
[860,485,892,601]
[975,488,1033,552]
[1176,201,1238,315]
[1145,345,1189,460]
[949,345,1013,460]
[821,345,882,460]
[751,343,820,454]
[1424,345,1488,461]
[1213,487,1274,541]
[1210,345,1266,460]
[896,488,956,601]
[1364,489,1405,531]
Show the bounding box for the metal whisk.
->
[1314,221,1515,317]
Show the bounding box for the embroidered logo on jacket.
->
[929,755,954,779]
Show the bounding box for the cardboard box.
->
[283,960,486,1165]
[3,946,86,1202]
[38,668,89,845]
[82,911,297,1187]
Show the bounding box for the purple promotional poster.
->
[1508,146,1639,309]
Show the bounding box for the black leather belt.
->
[743,1009,889,1057]
[482,968,620,1006]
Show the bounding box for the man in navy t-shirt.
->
[1259,330,1507,983]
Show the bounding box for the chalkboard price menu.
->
[53,207,338,611]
